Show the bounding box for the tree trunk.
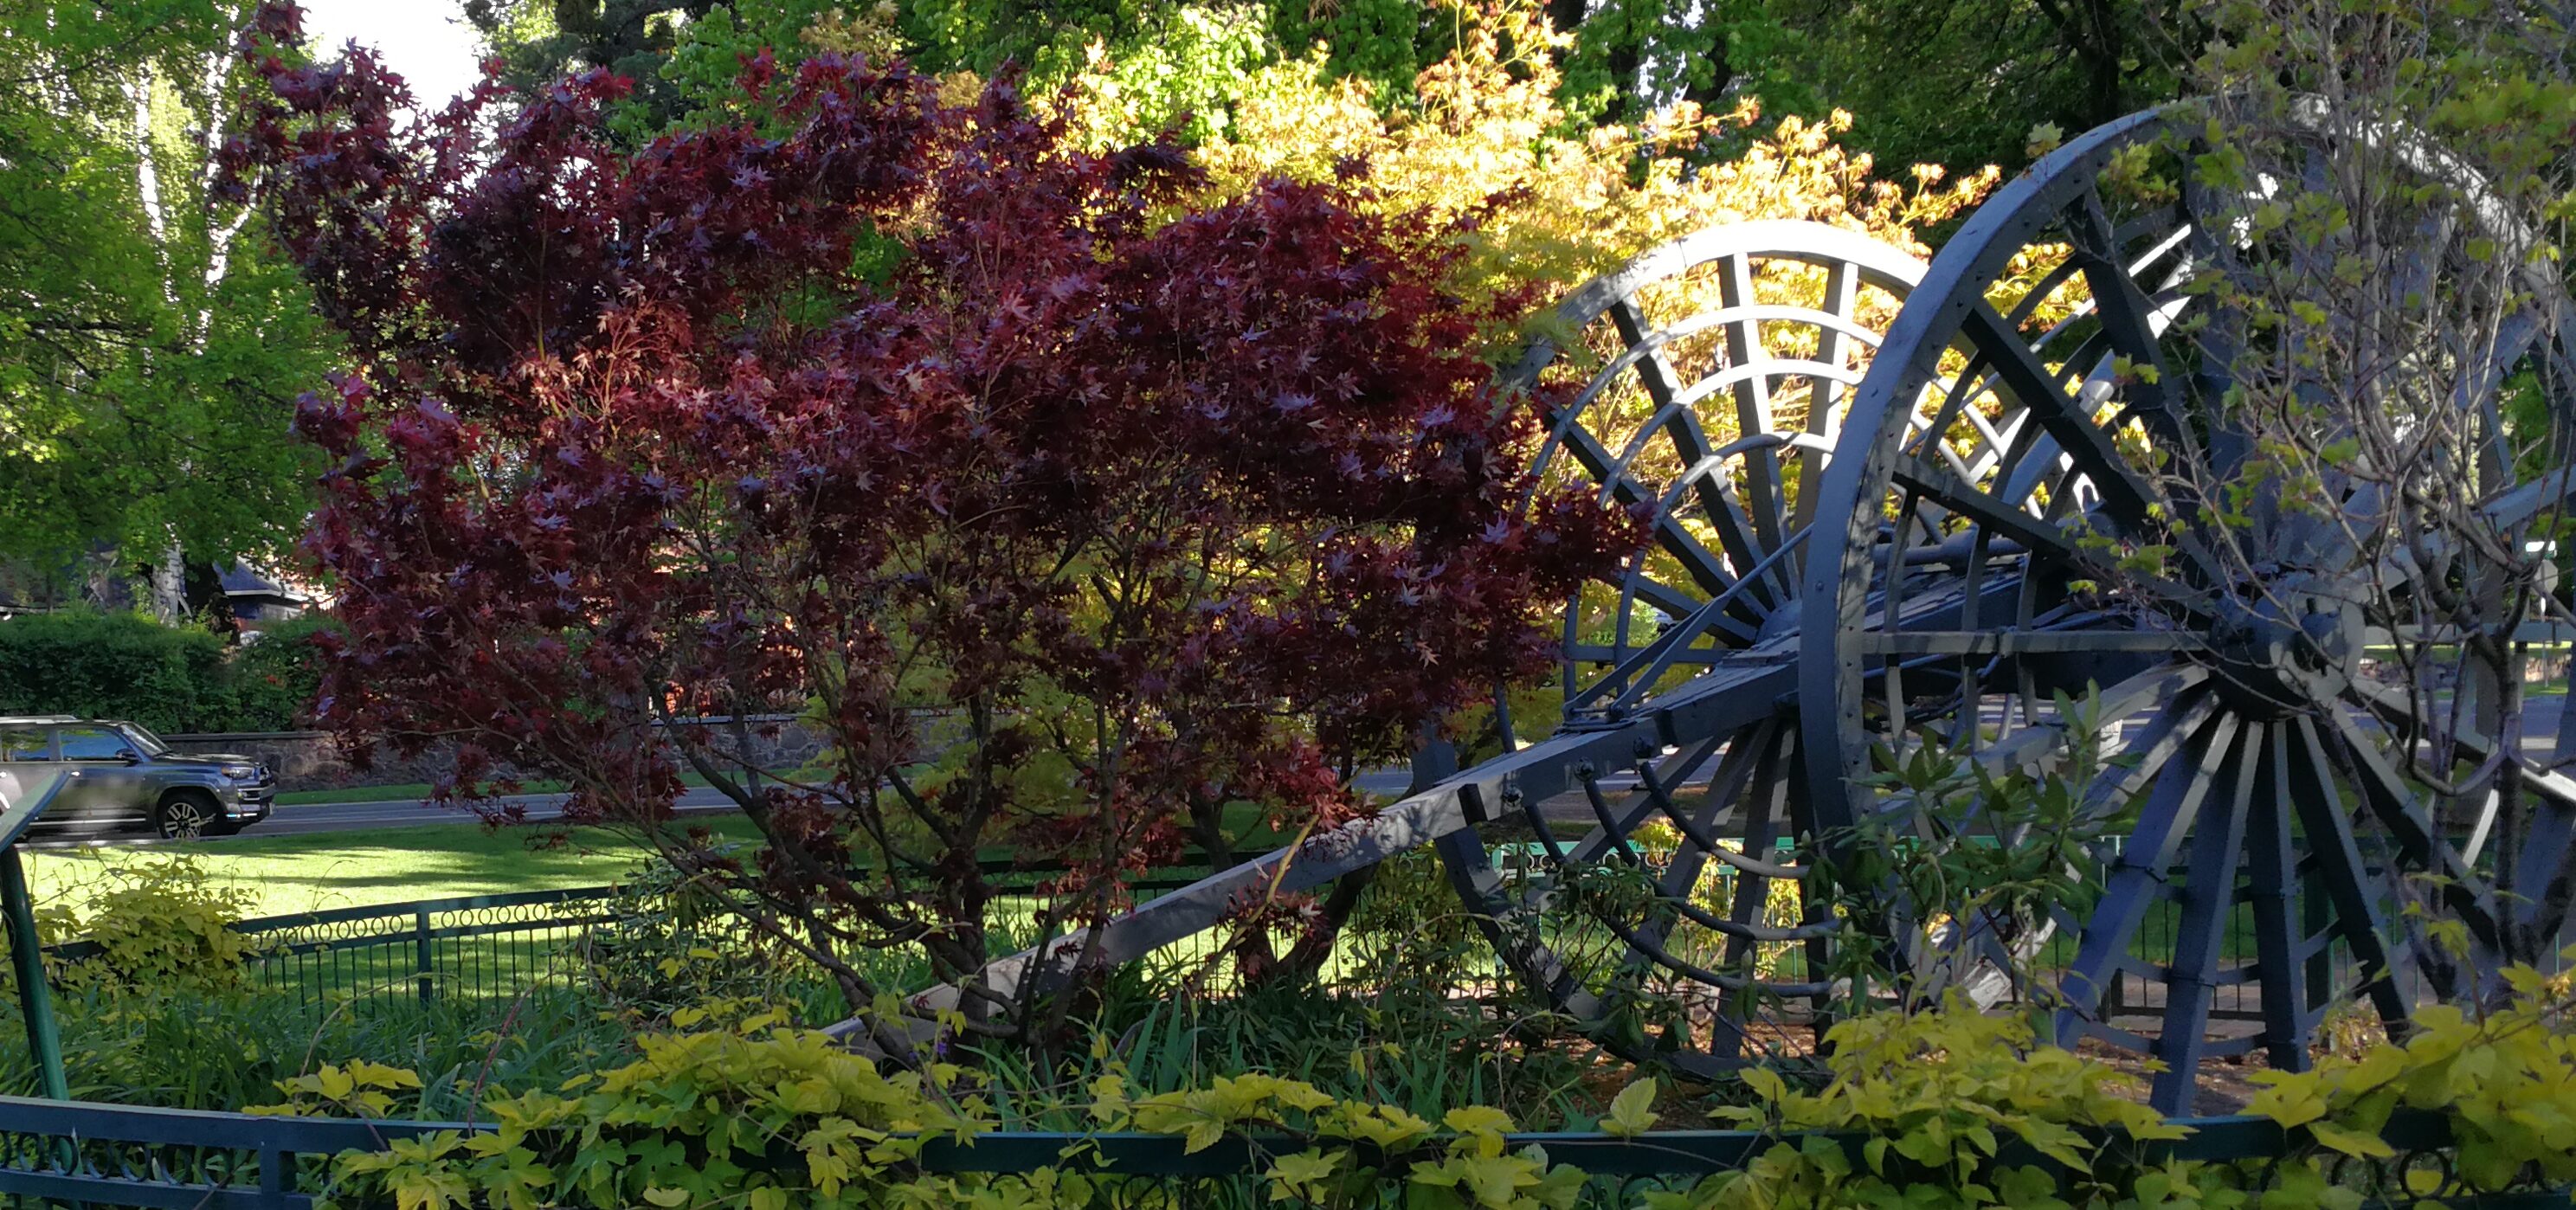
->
[149,538,185,625]
[81,546,126,610]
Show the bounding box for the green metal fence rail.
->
[0,1092,450,1207]
[48,885,627,1007]
[47,870,1215,1010]
[0,1096,2560,1208]
[31,845,2376,1036]
[35,877,2289,1022]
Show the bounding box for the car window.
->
[118,724,171,756]
[0,728,48,761]
[54,727,128,761]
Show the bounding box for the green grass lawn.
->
[23,817,768,918]
[19,808,1274,920]
[271,782,468,805]
[26,792,1502,921]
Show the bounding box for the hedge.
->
[0,609,333,734]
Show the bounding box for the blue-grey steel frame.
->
[1800,100,2576,1113]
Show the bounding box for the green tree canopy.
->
[0,0,336,607]
[460,0,2201,175]
[465,0,1491,144]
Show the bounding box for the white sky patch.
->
[298,0,486,113]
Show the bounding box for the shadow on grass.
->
[23,817,770,916]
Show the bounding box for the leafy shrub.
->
[282,1009,995,1208]
[0,609,229,732]
[1193,4,1997,327]
[0,608,336,733]
[281,986,2576,1208]
[1343,847,1489,992]
[47,856,262,996]
[2,979,638,1117]
[576,849,820,1027]
[2242,982,2576,1196]
[1016,956,1610,1129]
[221,612,340,731]
[234,17,1639,1020]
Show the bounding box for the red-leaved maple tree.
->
[221,2,1636,1033]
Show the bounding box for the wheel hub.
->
[2206,583,2363,718]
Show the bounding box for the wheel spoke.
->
[2343,679,2576,944]
[2476,465,2576,532]
[1958,304,2161,514]
[1799,260,1863,537]
[1610,298,1715,464]
[1717,253,1791,557]
[2240,722,2315,1072]
[1581,530,1813,713]
[2079,680,2217,817]
[2318,702,2505,954]
[1644,735,1807,883]
[2149,718,2262,1113]
[2067,186,2194,457]
[2052,709,2242,1030]
[1960,660,2208,776]
[1621,571,1727,634]
[1687,473,1790,615]
[1905,357,2027,484]
[1894,455,2212,616]
[2283,718,2414,1032]
[1572,731,1729,867]
[1716,729,1796,1056]
[1534,409,1749,603]
[1887,458,2083,564]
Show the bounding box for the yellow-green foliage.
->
[1666,981,2576,1208]
[287,984,2576,1208]
[1192,4,1997,323]
[2243,973,2576,1198]
[256,1060,428,1120]
[1679,1002,2199,1208]
[47,855,261,996]
[285,1007,989,1209]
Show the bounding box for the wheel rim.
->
[1797,101,2576,1110]
[163,797,209,839]
[1439,221,1929,1073]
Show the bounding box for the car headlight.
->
[220,763,260,781]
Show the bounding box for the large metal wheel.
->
[1427,221,1926,1073]
[1798,104,2576,1110]
[880,223,1945,1060]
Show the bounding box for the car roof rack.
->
[0,716,77,726]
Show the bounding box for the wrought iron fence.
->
[0,1093,447,1208]
[48,886,625,1008]
[47,870,1216,1011]
[0,1094,2555,1208]
[243,888,624,1007]
[0,864,2551,1205]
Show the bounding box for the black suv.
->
[0,717,275,839]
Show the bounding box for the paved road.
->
[96,694,2576,845]
[16,788,750,848]
[245,787,746,837]
[135,768,1429,843]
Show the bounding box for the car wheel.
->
[154,790,218,840]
